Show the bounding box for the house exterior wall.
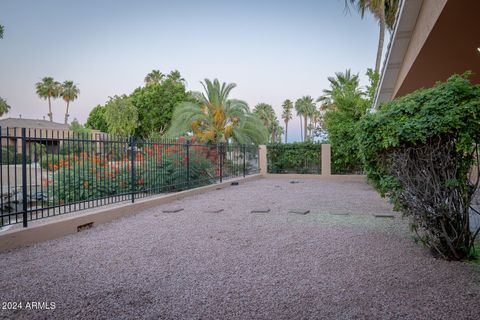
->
[392,0,447,98]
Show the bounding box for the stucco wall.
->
[392,0,447,98]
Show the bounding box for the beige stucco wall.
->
[259,145,267,175]
[392,0,448,98]
[321,144,331,176]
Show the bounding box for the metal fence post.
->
[21,128,28,228]
[130,136,136,203]
[186,140,190,187]
[243,145,246,178]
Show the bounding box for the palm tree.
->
[318,69,360,111]
[144,70,165,85]
[167,70,185,84]
[0,24,4,39]
[35,77,60,122]
[253,103,278,143]
[346,0,399,73]
[295,96,316,141]
[0,97,11,117]
[295,99,304,141]
[271,120,283,143]
[320,69,365,118]
[60,81,80,124]
[166,79,267,144]
[281,99,293,143]
[308,109,322,139]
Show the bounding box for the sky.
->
[0,0,382,142]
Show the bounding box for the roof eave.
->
[372,0,424,110]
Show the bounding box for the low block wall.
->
[0,174,262,252]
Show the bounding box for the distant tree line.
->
[86,70,193,138]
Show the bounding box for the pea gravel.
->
[1,176,479,320]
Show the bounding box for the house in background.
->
[374,0,480,108]
[0,118,106,157]
[0,118,72,156]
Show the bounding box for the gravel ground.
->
[0,176,479,320]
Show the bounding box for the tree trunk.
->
[304,116,308,141]
[375,11,386,73]
[300,117,303,142]
[285,120,288,143]
[64,100,70,124]
[48,96,53,122]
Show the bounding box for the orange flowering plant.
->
[43,138,216,205]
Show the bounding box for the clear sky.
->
[0,0,382,141]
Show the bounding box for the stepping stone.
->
[251,208,271,213]
[373,214,395,218]
[290,180,301,184]
[162,207,184,213]
[330,213,350,216]
[289,209,310,215]
[231,181,239,186]
[204,208,224,213]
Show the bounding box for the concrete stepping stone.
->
[251,208,271,213]
[290,180,303,184]
[330,213,350,216]
[289,209,310,215]
[204,208,224,213]
[162,207,184,213]
[373,214,395,218]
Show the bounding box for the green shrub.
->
[358,74,480,260]
[1,146,22,164]
[0,144,45,164]
[267,142,321,174]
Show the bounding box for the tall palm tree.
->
[295,99,304,142]
[35,77,60,122]
[144,70,165,85]
[0,97,11,117]
[166,79,267,144]
[60,81,80,124]
[346,0,399,73]
[0,24,4,39]
[281,99,293,143]
[295,96,316,141]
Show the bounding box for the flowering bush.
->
[139,138,215,192]
[43,152,132,204]
[43,137,215,204]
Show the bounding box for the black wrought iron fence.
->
[0,127,259,227]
